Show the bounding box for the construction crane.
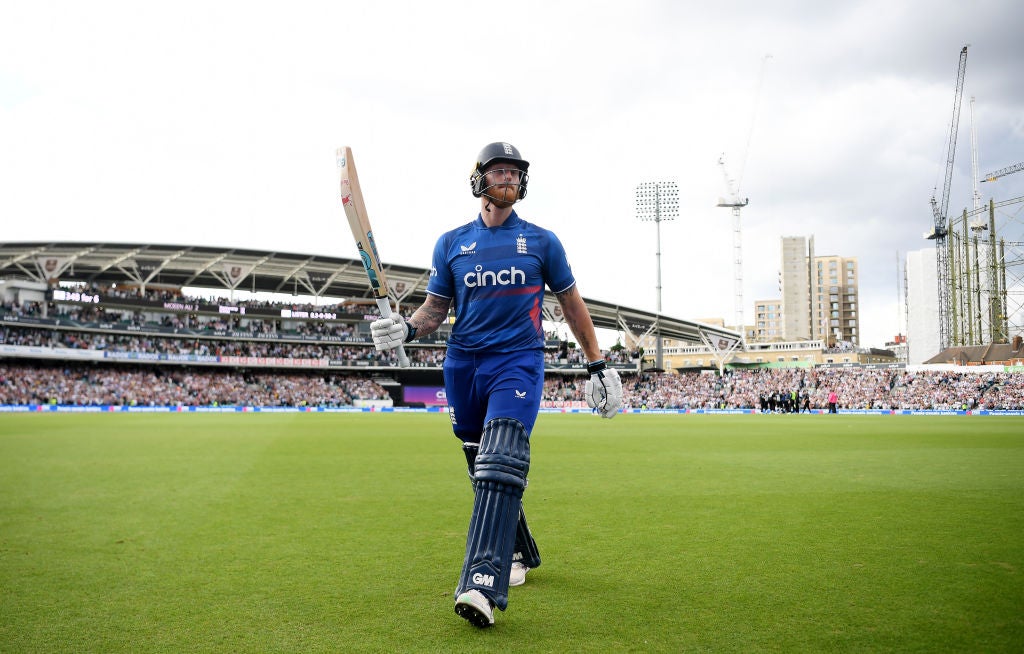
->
[716,53,771,335]
[981,161,1024,182]
[927,44,969,350]
[717,156,749,333]
[970,97,982,212]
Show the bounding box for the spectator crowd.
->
[1,325,446,366]
[609,368,1024,411]
[3,290,1024,410]
[0,363,390,407]
[4,361,1023,410]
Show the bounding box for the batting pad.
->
[463,441,541,571]
[514,507,542,570]
[455,417,530,611]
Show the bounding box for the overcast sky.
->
[2,0,1023,348]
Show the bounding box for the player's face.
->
[483,163,522,205]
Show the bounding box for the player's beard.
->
[485,183,519,209]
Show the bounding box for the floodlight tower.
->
[635,181,679,311]
[635,180,679,369]
[717,155,749,333]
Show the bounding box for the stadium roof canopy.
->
[0,241,740,346]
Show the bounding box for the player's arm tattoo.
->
[408,294,451,337]
[555,285,602,362]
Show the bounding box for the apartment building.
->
[755,236,860,346]
[752,299,784,342]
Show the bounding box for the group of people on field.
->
[758,390,813,413]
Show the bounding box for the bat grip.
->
[375,298,410,368]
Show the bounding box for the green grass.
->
[1,414,1022,653]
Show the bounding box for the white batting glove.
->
[370,315,408,351]
[585,360,623,419]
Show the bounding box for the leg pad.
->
[455,418,530,610]
[463,440,541,570]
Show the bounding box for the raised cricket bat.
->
[337,146,410,367]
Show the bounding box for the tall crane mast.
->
[927,44,968,350]
[970,97,982,212]
[717,156,749,333]
[716,54,771,337]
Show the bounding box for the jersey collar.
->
[475,210,522,229]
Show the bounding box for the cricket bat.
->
[337,146,410,367]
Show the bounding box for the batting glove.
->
[370,315,408,351]
[585,360,623,419]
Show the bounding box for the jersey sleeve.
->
[426,233,454,299]
[542,229,576,294]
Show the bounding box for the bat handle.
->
[375,298,410,368]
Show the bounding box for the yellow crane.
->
[981,161,1024,183]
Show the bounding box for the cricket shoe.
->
[509,562,530,587]
[455,589,494,628]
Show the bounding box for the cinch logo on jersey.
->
[472,572,495,587]
[463,264,527,288]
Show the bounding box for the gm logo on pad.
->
[472,572,495,587]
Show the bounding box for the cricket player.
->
[370,142,623,628]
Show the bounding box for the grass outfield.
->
[1,414,1022,653]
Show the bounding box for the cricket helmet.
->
[470,142,530,202]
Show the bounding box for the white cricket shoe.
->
[455,589,494,628]
[509,561,530,587]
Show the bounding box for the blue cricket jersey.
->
[426,211,576,354]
